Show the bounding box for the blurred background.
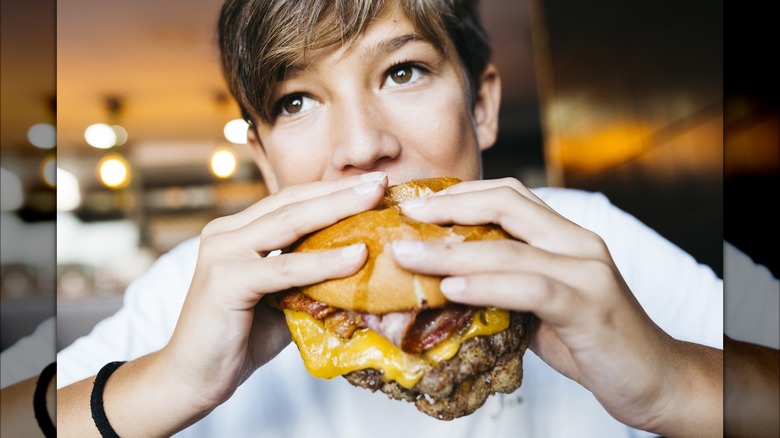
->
[2,0,739,352]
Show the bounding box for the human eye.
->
[382,62,430,88]
[274,93,319,117]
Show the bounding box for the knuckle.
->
[527,274,555,304]
[582,258,617,297]
[197,232,221,256]
[490,186,522,220]
[581,229,610,258]
[275,185,297,204]
[498,239,522,258]
[589,258,614,281]
[201,217,229,238]
[272,203,294,224]
[270,203,304,237]
[499,177,527,193]
[271,253,296,278]
[495,184,520,200]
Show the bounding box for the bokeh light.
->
[113,125,128,146]
[223,119,249,144]
[27,123,57,149]
[0,167,24,211]
[40,155,57,187]
[98,154,131,188]
[210,148,237,178]
[85,123,118,149]
[57,168,81,211]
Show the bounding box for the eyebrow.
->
[359,33,427,61]
[283,33,429,79]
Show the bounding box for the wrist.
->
[646,339,723,437]
[98,351,219,436]
[157,343,235,413]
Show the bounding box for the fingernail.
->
[399,197,426,210]
[353,180,381,195]
[440,277,465,296]
[391,240,426,259]
[360,171,387,182]
[340,243,366,260]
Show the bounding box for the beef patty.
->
[344,311,537,420]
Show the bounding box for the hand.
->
[58,173,390,437]
[164,171,388,408]
[391,177,721,436]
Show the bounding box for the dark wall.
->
[533,0,724,276]
[724,0,779,277]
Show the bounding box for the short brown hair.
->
[218,0,490,123]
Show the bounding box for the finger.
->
[390,239,610,291]
[213,176,387,253]
[203,171,387,237]
[399,186,605,259]
[211,244,368,309]
[431,177,551,210]
[437,272,584,328]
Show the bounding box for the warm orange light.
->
[98,154,131,189]
[553,123,653,173]
[210,148,237,178]
[39,154,57,187]
[725,114,780,176]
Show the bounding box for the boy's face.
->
[249,4,500,191]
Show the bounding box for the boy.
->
[58,1,723,436]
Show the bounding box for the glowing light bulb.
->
[223,119,249,144]
[98,154,131,188]
[85,123,118,149]
[211,148,237,178]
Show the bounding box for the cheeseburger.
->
[273,177,537,420]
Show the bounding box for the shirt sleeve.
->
[56,237,199,388]
[724,241,779,349]
[0,316,56,389]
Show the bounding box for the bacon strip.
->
[275,290,335,319]
[275,291,473,353]
[401,305,474,354]
[361,311,417,348]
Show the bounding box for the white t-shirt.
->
[723,241,779,349]
[57,188,724,437]
[0,316,55,389]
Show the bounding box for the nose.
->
[330,96,401,173]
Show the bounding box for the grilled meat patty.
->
[344,311,537,420]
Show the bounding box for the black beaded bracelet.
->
[90,361,127,438]
[33,362,57,438]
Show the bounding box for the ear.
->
[247,126,280,194]
[472,63,501,152]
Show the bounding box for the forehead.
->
[286,7,432,76]
[236,0,461,122]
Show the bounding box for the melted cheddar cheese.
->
[283,308,510,388]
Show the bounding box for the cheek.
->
[262,127,329,186]
[388,89,479,172]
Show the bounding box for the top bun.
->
[293,177,509,314]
